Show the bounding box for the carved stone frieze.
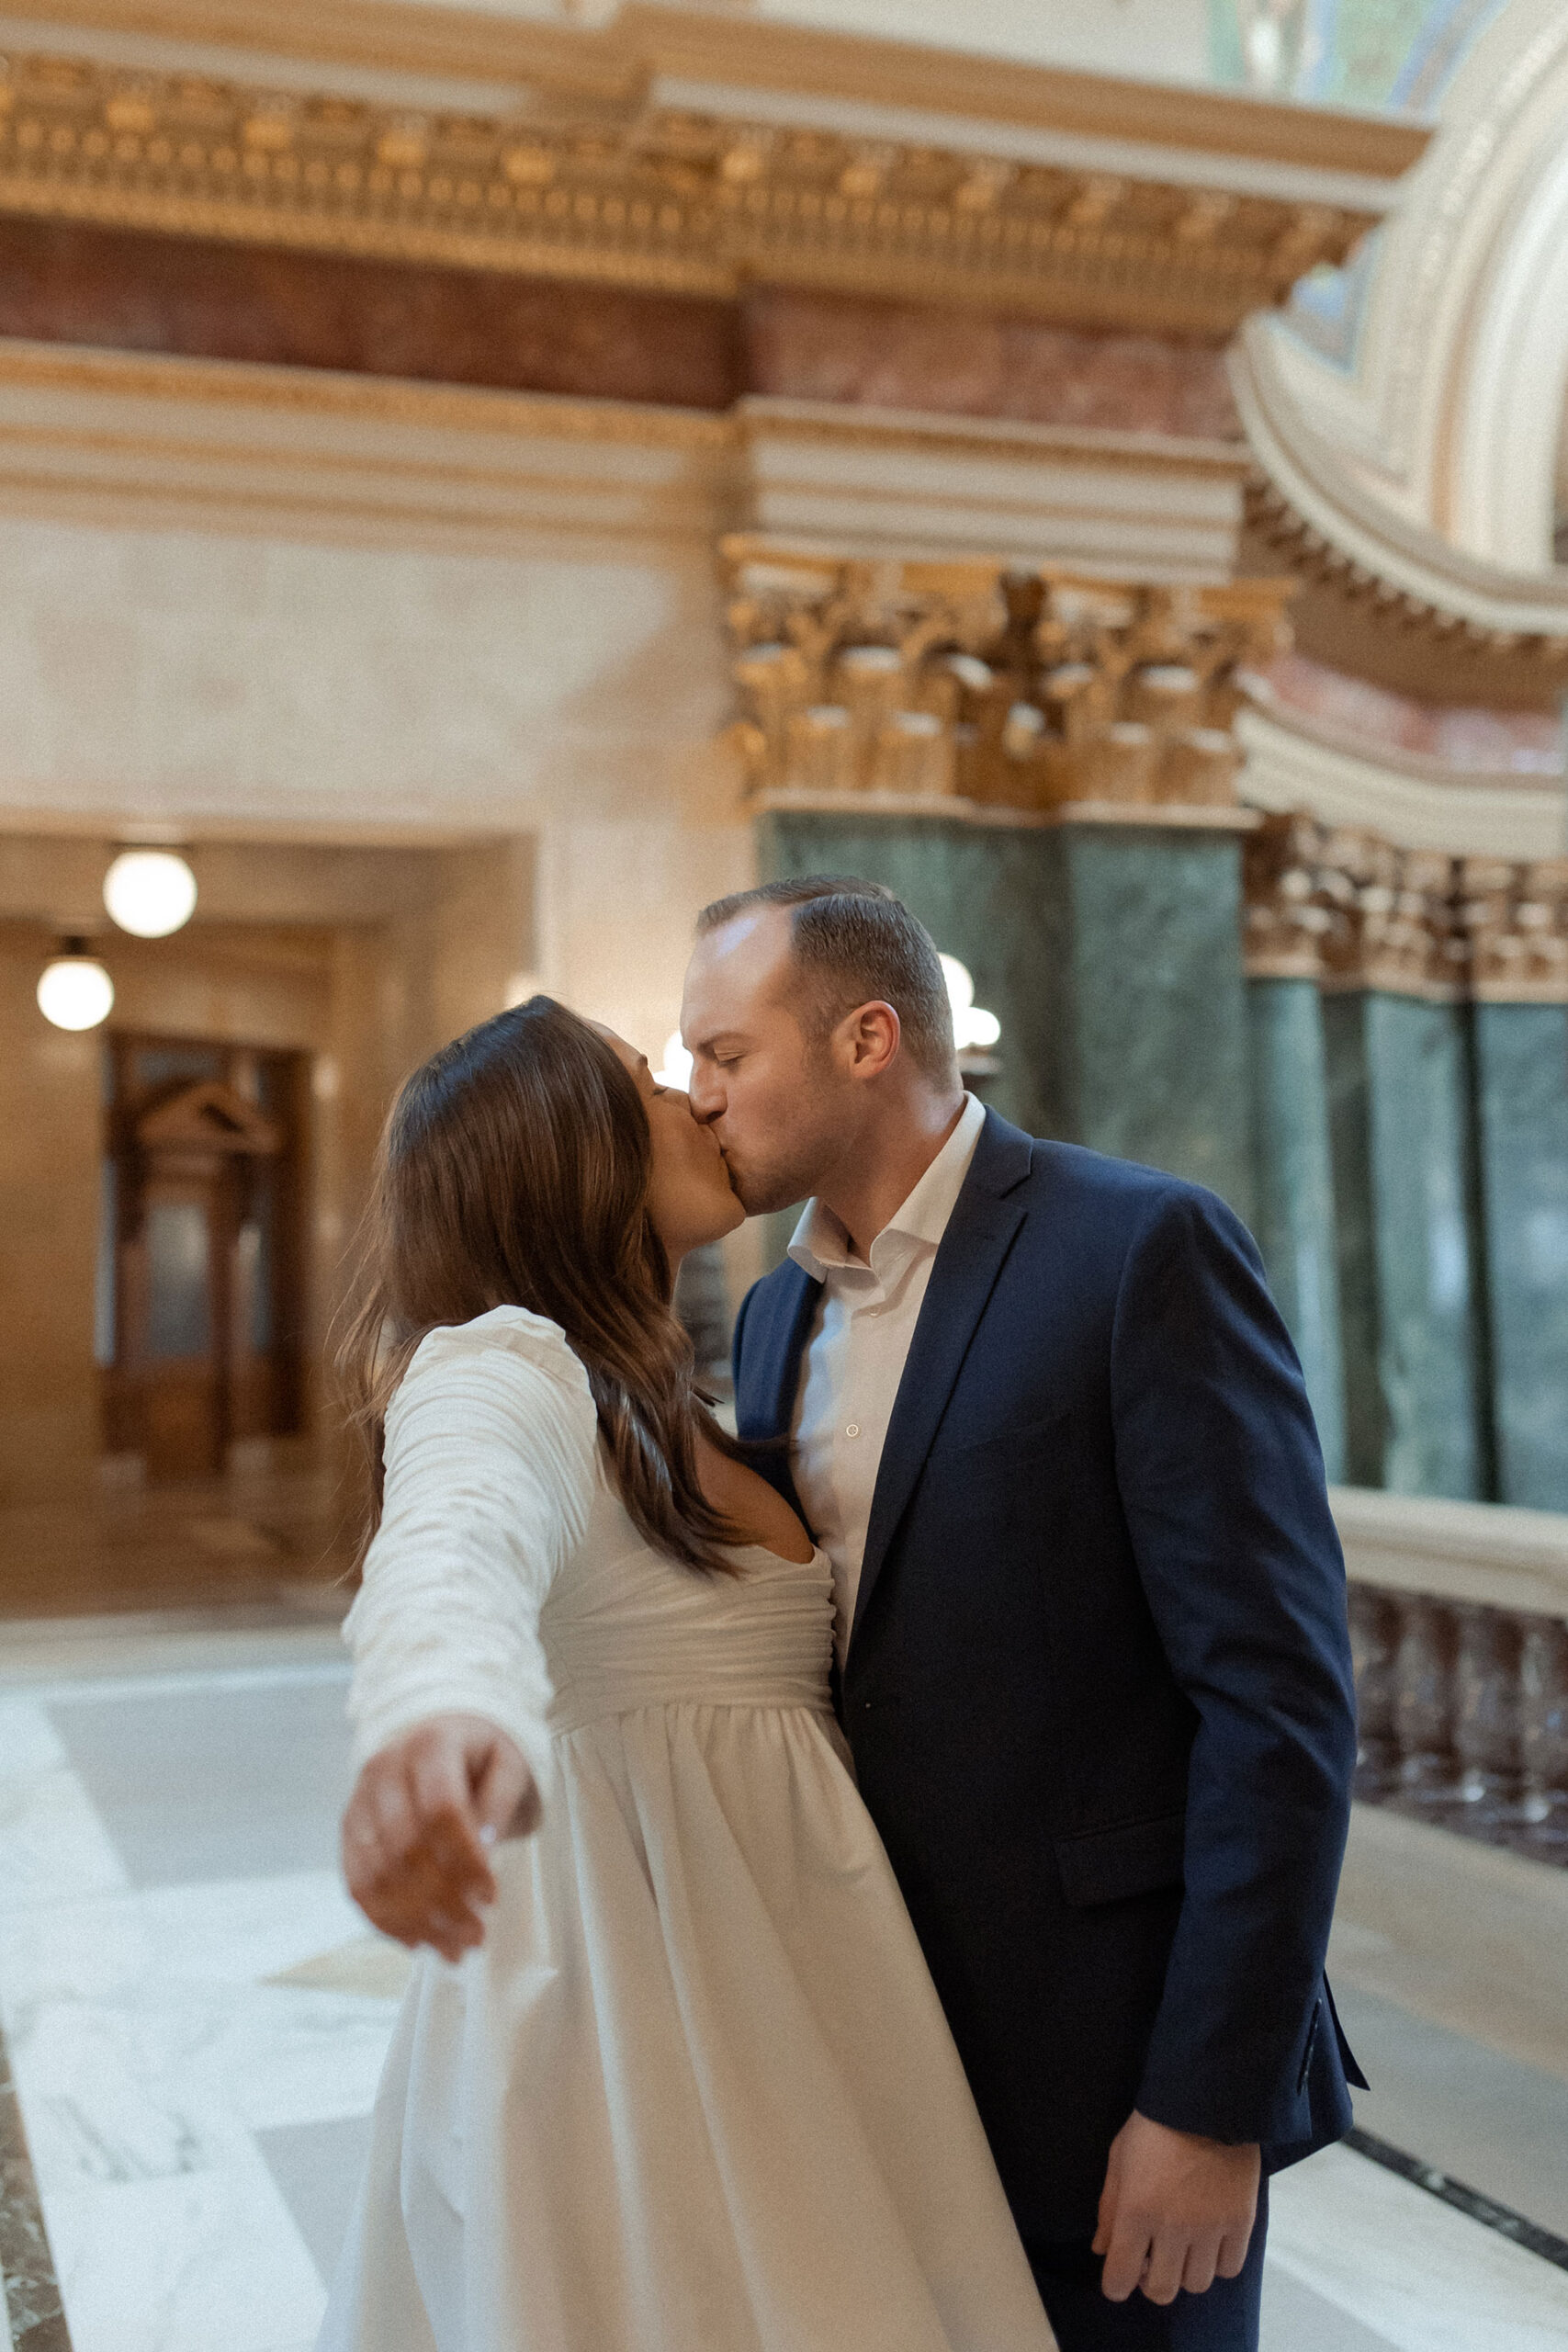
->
[723,539,1293,819]
[1458,855,1568,1002]
[0,45,1378,338]
[1245,813,1568,1001]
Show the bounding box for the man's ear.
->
[842,1001,901,1079]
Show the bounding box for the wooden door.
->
[102,1041,305,1483]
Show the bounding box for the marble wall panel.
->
[1471,1003,1568,1512]
[0,221,742,411]
[0,221,1242,442]
[1324,991,1491,1501]
[1248,977,1347,1480]
[741,288,1244,438]
[1322,992,1390,1488]
[1054,826,1255,1220]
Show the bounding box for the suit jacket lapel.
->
[737,1256,821,1518]
[850,1112,1032,1646]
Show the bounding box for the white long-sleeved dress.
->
[318,1306,1055,2352]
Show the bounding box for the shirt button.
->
[845,1423,861,1440]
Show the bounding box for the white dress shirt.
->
[788,1090,987,1662]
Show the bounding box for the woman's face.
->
[599,1028,746,1262]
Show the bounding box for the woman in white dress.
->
[319,995,1055,2352]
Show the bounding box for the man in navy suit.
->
[681,876,1363,2352]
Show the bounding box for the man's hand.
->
[341,1713,538,1963]
[1092,2111,1260,2305]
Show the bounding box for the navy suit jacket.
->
[733,1110,1364,2243]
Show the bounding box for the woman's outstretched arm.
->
[340,1308,598,1959]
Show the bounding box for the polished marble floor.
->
[2,1609,1567,2352]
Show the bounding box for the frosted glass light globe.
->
[939,952,1001,1054]
[104,848,197,938]
[38,954,114,1031]
[654,1031,694,1089]
[939,954,975,1015]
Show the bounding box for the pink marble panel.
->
[1262,652,1563,775]
[740,288,1243,440]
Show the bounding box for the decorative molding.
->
[1233,332,1568,670]
[751,786,1259,835]
[1235,0,1568,601]
[0,335,1260,575]
[1458,854,1568,1003]
[1236,699,1566,862]
[1243,808,1568,1001]
[1334,1482,1568,1623]
[722,537,1293,819]
[0,333,737,548]
[4,5,1433,185]
[0,34,1393,338]
[735,398,1251,582]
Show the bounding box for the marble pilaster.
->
[1247,978,1347,1480]
[1323,991,1490,1501]
[1043,822,1255,1221]
[1470,1002,1568,1511]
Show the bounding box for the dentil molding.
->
[0,16,1413,339]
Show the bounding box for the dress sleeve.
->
[343,1306,600,1792]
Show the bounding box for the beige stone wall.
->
[0,507,750,1062]
[0,481,757,1498]
[0,924,102,1506]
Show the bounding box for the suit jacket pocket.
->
[1053,1809,1186,1908]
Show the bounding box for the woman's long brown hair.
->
[336,996,750,1575]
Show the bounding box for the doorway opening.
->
[99,1034,310,1484]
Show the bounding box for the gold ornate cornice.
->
[9,6,1432,186]
[723,537,1293,818]
[0,40,1382,336]
[1243,812,1568,1002]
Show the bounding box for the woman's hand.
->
[342,1713,539,1962]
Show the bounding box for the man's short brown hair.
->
[695,875,957,1082]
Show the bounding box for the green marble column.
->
[1247,978,1346,1482]
[1322,990,1491,1499]
[756,806,1255,1221]
[1471,1001,1568,1510]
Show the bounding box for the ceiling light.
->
[38,940,114,1032]
[103,847,197,938]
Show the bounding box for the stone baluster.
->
[1348,1584,1400,1796]
[1519,1616,1568,1852]
[1391,1595,1459,1799]
[1451,1603,1521,1817]
[1347,1583,1568,1867]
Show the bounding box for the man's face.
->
[681,909,850,1215]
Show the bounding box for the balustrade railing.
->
[1337,1487,1568,1863]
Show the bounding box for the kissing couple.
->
[318,875,1363,2352]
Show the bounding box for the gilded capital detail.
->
[1244,813,1568,1002]
[722,539,1293,820]
[0,48,1374,336]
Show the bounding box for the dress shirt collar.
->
[787,1090,987,1285]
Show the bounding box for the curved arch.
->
[1244,0,1568,581]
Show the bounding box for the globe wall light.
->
[103,847,197,938]
[940,955,1002,1057]
[38,939,114,1031]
